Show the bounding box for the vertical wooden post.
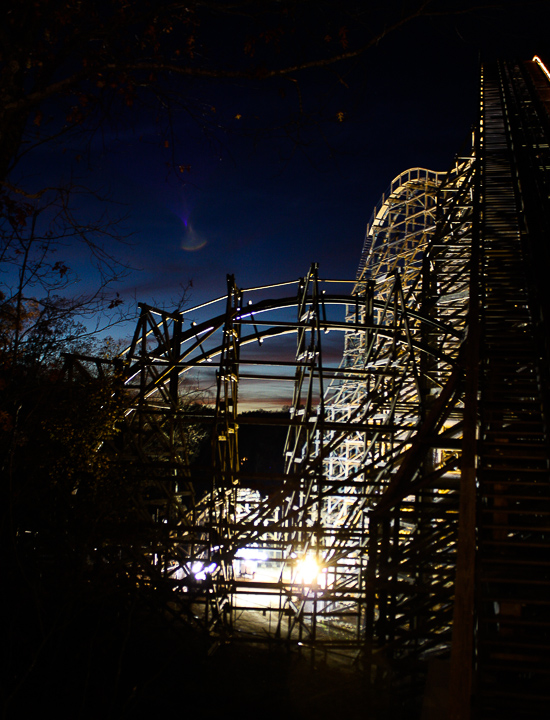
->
[448,77,483,720]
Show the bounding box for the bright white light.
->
[191,561,216,581]
[296,555,321,586]
[235,547,266,577]
[236,547,267,561]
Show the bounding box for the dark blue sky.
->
[12,1,550,339]
[94,42,476,319]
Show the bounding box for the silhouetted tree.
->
[0,180,130,368]
[1,0,481,181]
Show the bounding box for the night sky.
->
[11,1,550,339]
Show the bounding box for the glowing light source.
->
[235,546,266,577]
[236,547,267,561]
[296,555,321,586]
[191,561,217,581]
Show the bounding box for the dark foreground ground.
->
[3,590,383,720]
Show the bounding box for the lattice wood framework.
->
[362,58,550,719]
[63,57,550,719]
[65,241,469,648]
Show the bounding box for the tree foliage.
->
[0,180,130,368]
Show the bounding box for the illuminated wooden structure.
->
[359,58,550,718]
[65,57,550,719]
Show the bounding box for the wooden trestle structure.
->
[65,59,550,718]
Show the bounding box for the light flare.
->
[296,555,322,586]
[181,221,207,252]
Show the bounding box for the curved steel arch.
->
[121,293,460,391]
